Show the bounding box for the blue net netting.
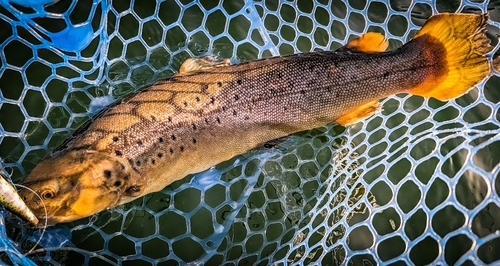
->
[1,0,500,265]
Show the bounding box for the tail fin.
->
[409,13,492,101]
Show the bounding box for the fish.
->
[0,170,39,225]
[19,13,496,225]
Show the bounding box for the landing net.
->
[1,0,500,265]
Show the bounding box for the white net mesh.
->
[1,0,500,265]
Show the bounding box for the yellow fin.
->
[409,13,492,101]
[345,32,389,53]
[335,100,381,126]
[178,56,231,74]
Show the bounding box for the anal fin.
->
[335,100,381,126]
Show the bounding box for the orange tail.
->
[409,13,492,101]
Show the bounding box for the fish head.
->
[19,149,142,225]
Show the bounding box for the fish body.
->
[0,172,39,225]
[20,13,495,225]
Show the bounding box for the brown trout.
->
[20,13,495,225]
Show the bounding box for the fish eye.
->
[41,190,55,200]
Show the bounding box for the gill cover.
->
[20,150,140,225]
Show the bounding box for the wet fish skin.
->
[19,13,494,225]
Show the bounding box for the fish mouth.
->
[18,196,72,226]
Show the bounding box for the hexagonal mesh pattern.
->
[1,0,500,265]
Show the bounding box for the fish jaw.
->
[19,150,143,225]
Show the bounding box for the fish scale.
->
[102,49,425,178]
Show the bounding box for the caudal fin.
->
[409,13,492,101]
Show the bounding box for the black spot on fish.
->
[112,136,119,142]
[244,116,249,120]
[136,161,141,166]
[192,138,197,144]
[210,97,215,104]
[234,95,239,101]
[114,181,121,187]
[269,88,275,94]
[158,153,163,158]
[284,106,287,111]
[217,81,222,87]
[115,150,123,156]
[205,118,209,124]
[168,117,172,122]
[159,137,164,143]
[192,124,197,130]
[151,159,155,165]
[237,79,242,85]
[104,170,112,178]
[222,106,226,111]
[201,84,208,91]
[196,96,200,102]
[216,117,221,123]
[383,72,389,78]
[151,115,156,121]
[171,135,176,141]
[137,140,143,146]
[327,86,332,92]
[300,90,305,94]
[169,148,174,154]
[233,110,237,116]
[183,101,188,107]
[180,146,184,152]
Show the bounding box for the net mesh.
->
[1,0,500,265]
